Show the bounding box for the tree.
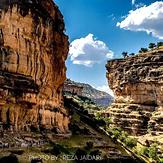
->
[129,53,135,56]
[157,42,163,48]
[149,43,156,49]
[122,51,128,58]
[139,48,148,53]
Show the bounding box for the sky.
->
[55,0,163,95]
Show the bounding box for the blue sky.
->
[55,0,162,94]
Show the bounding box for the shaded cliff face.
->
[106,51,163,135]
[0,0,69,133]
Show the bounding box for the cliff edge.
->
[106,50,163,135]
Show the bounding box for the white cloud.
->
[135,2,145,8]
[132,0,136,5]
[117,1,163,39]
[97,85,114,97]
[69,34,113,67]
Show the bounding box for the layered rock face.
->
[63,79,114,107]
[63,79,83,96]
[0,0,69,133]
[106,51,163,135]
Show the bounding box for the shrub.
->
[111,129,121,139]
[104,117,112,125]
[148,144,158,160]
[137,146,148,156]
[159,158,163,163]
[149,43,156,49]
[125,137,137,148]
[119,131,128,142]
[129,53,135,56]
[157,42,163,48]
[122,51,128,58]
[139,48,148,53]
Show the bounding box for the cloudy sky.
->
[55,0,163,95]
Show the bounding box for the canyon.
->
[0,0,69,133]
[105,50,163,135]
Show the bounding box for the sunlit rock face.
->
[106,51,163,135]
[0,0,70,133]
[63,79,84,96]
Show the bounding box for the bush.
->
[137,144,159,161]
[125,137,137,148]
[137,146,148,156]
[148,144,158,160]
[111,129,121,139]
[159,158,163,163]
[139,48,148,53]
[104,117,112,125]
[149,43,156,49]
[157,42,163,48]
[119,131,128,142]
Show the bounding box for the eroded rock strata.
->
[63,79,114,107]
[63,79,84,96]
[0,0,69,133]
[106,51,163,135]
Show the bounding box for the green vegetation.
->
[125,137,137,148]
[94,112,112,127]
[129,53,135,56]
[122,51,128,58]
[139,48,148,53]
[65,93,162,163]
[118,131,128,142]
[157,41,163,48]
[106,127,137,149]
[148,43,156,49]
[120,41,163,59]
[136,143,162,162]
[148,143,158,160]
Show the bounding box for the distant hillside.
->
[64,79,114,107]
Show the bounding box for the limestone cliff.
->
[105,50,163,135]
[0,0,69,133]
[63,79,84,96]
[63,79,114,107]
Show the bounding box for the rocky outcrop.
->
[106,50,163,135]
[0,0,69,133]
[63,79,83,96]
[63,79,114,107]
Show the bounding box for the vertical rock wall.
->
[106,52,163,135]
[0,0,69,133]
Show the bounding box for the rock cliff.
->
[0,0,69,133]
[106,50,163,135]
[63,79,114,107]
[63,79,83,96]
